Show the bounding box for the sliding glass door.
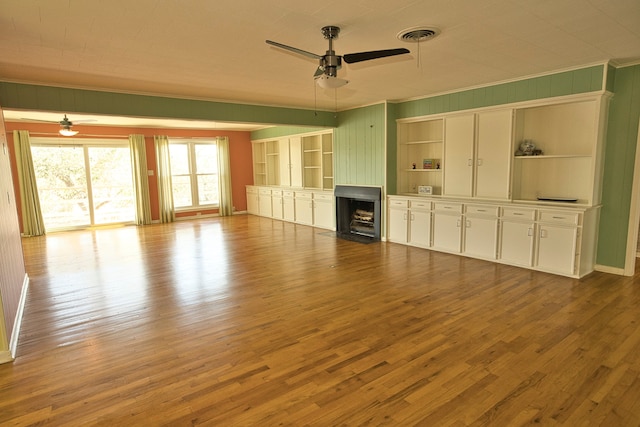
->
[31,139,135,230]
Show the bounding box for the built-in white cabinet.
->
[498,207,536,267]
[271,189,283,220]
[312,192,335,230]
[279,137,302,188]
[387,199,409,243]
[387,195,598,278]
[294,191,313,226]
[409,200,432,248]
[443,109,513,200]
[432,202,463,253]
[252,130,333,191]
[246,185,335,231]
[258,188,272,217]
[283,190,295,222]
[387,198,432,248]
[463,204,499,260]
[246,186,259,215]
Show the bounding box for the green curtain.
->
[13,130,45,236]
[129,134,152,225]
[216,137,233,216]
[154,135,175,223]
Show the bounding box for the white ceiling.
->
[1,0,639,130]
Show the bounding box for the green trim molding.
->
[0,82,337,128]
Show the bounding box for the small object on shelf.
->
[537,196,578,202]
[418,185,433,195]
[515,139,536,156]
[423,158,438,169]
[412,163,416,169]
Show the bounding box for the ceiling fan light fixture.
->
[315,75,349,89]
[59,127,78,136]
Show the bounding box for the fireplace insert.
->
[334,185,381,242]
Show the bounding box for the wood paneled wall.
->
[0,106,26,357]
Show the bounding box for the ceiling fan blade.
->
[266,40,322,60]
[313,66,324,77]
[20,118,59,124]
[343,48,410,64]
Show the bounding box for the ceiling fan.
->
[266,26,410,89]
[21,114,96,136]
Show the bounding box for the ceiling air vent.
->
[397,27,440,43]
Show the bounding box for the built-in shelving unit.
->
[252,141,267,186]
[511,98,602,206]
[397,118,443,195]
[252,130,333,191]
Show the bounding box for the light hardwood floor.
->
[2,214,640,426]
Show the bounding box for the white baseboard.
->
[8,274,30,361]
[594,264,626,276]
[0,350,13,364]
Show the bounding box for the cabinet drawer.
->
[313,193,333,201]
[410,200,431,210]
[295,191,312,200]
[246,186,258,194]
[283,190,294,198]
[259,189,272,196]
[433,202,463,213]
[389,199,409,208]
[466,205,498,216]
[502,207,536,220]
[271,190,282,197]
[538,210,580,225]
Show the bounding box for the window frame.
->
[168,139,219,211]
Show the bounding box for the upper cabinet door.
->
[475,109,513,199]
[443,114,475,197]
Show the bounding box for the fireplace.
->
[335,185,382,242]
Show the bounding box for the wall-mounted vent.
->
[397,27,440,43]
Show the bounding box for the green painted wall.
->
[0,82,337,127]
[597,64,640,268]
[335,104,386,187]
[395,65,604,119]
[251,126,330,140]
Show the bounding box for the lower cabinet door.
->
[536,225,578,275]
[387,208,408,243]
[499,220,534,267]
[272,196,283,219]
[464,216,498,259]
[283,197,295,221]
[432,213,462,252]
[408,210,431,247]
[313,200,335,230]
[294,198,313,225]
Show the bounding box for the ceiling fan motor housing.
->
[321,55,342,77]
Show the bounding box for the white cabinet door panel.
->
[464,216,498,259]
[475,110,512,199]
[499,221,534,267]
[444,114,475,197]
[388,208,408,243]
[432,213,462,252]
[537,225,577,275]
[409,210,431,248]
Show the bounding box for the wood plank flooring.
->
[2,214,640,426]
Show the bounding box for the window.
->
[30,138,135,230]
[168,141,218,209]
